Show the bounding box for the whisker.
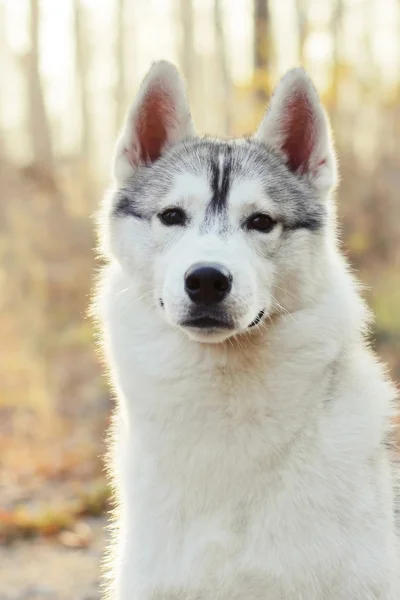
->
[115,289,157,325]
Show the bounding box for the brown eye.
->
[158,208,187,226]
[246,213,276,233]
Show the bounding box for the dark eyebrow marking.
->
[114,195,145,219]
[282,214,324,232]
[208,145,233,215]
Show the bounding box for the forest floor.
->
[0,517,106,600]
[0,405,110,600]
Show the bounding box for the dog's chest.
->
[120,411,378,600]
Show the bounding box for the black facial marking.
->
[248,309,265,328]
[114,195,145,219]
[208,145,232,215]
[293,216,323,231]
[283,214,324,232]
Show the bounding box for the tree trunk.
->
[213,0,232,135]
[73,0,91,158]
[0,0,6,161]
[178,0,195,95]
[331,0,344,115]
[295,0,308,65]
[115,0,126,131]
[253,0,271,103]
[28,0,54,176]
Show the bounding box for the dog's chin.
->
[183,326,237,344]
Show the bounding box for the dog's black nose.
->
[184,263,232,305]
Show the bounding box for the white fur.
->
[114,60,194,183]
[97,63,399,599]
[255,67,337,192]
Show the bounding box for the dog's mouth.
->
[162,302,266,332]
[181,315,234,331]
[160,299,266,335]
[248,309,265,328]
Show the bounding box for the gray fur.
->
[112,137,326,233]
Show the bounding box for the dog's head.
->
[104,61,337,343]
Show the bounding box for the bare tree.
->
[115,0,126,131]
[213,0,232,135]
[178,0,195,95]
[331,0,344,114]
[295,0,308,64]
[27,0,54,175]
[73,0,91,158]
[361,0,379,88]
[253,0,272,103]
[0,0,6,160]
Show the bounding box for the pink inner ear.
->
[281,91,316,174]
[127,88,175,166]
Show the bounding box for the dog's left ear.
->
[255,68,336,193]
[114,60,194,182]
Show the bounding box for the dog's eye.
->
[158,208,187,226]
[246,213,276,233]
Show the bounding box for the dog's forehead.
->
[167,167,266,210]
[116,137,320,229]
[167,171,211,204]
[155,138,324,231]
[164,139,277,210]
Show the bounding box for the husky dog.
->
[96,61,399,599]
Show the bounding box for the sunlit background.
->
[0,0,399,598]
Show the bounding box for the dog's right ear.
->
[114,61,194,183]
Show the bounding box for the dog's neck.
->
[105,250,366,419]
[103,254,369,471]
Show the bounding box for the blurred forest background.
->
[0,0,399,596]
